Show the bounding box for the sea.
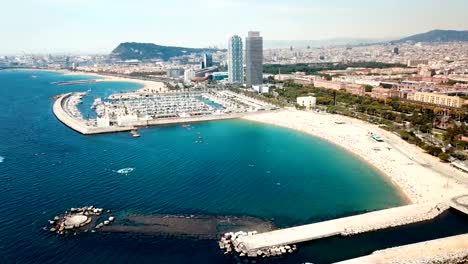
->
[0,70,466,264]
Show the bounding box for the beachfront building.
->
[245,31,263,87]
[228,35,244,84]
[297,96,317,109]
[410,92,467,108]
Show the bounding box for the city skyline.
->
[1,0,468,54]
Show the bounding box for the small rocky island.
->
[48,206,115,234]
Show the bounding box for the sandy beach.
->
[244,110,468,204]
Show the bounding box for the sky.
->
[1,0,468,54]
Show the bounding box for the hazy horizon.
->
[1,0,468,54]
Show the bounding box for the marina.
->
[53,88,277,135]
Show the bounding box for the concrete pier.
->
[53,93,134,135]
[335,234,468,264]
[233,202,452,256]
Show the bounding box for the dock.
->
[230,196,468,258]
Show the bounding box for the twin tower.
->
[228,31,263,87]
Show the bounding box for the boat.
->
[91,97,102,109]
[116,168,134,174]
[130,130,140,138]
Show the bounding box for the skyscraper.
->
[228,35,243,84]
[203,53,213,69]
[245,31,263,87]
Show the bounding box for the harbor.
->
[53,89,278,135]
[222,195,468,259]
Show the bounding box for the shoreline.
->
[243,110,468,205]
[242,115,412,205]
[9,68,168,93]
[62,70,168,93]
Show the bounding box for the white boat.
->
[116,168,134,174]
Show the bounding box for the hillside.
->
[110,42,219,61]
[397,30,468,43]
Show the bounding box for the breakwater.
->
[52,80,100,86]
[336,234,468,264]
[226,197,468,258]
[102,214,274,239]
[53,93,134,134]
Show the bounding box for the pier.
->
[229,196,468,258]
[335,234,468,264]
[52,80,101,86]
[53,93,134,135]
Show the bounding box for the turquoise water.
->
[0,70,405,263]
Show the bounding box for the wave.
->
[0,156,3,163]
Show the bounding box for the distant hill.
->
[396,30,468,43]
[110,42,219,61]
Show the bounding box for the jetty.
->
[52,80,100,86]
[335,234,468,264]
[53,93,134,135]
[226,195,468,258]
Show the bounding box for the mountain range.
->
[396,29,468,43]
[110,30,468,61]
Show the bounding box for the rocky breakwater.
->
[47,206,115,235]
[219,231,297,258]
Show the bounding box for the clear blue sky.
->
[1,0,467,54]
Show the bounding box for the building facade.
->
[410,92,466,108]
[245,31,263,87]
[203,53,213,69]
[228,35,244,84]
[297,96,317,109]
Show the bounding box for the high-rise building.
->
[245,31,263,87]
[393,47,399,55]
[203,53,213,69]
[228,35,244,84]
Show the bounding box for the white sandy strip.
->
[62,71,168,93]
[243,110,468,204]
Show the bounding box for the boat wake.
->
[115,168,134,174]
